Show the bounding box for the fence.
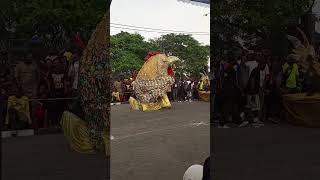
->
[1,90,200,135]
[1,97,78,134]
[1,92,135,134]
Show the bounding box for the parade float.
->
[129,52,179,111]
[283,27,320,127]
[198,72,210,102]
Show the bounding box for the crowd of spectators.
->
[0,47,81,133]
[212,47,320,128]
[111,76,210,103]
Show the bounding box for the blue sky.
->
[110,0,210,45]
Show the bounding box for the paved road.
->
[2,134,109,180]
[2,101,209,180]
[111,101,210,180]
[3,100,319,180]
[213,126,320,180]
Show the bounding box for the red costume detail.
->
[73,32,86,49]
[168,67,175,77]
[144,51,161,61]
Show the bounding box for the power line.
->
[110,26,210,36]
[110,23,209,34]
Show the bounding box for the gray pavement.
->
[4,100,318,180]
[2,101,210,180]
[213,126,320,180]
[111,101,210,180]
[2,134,108,180]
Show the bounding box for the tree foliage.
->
[110,32,209,77]
[151,34,209,77]
[212,0,315,55]
[0,0,107,40]
[110,32,153,75]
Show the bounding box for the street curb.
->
[111,102,122,106]
[2,129,34,138]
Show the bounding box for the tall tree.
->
[151,34,209,77]
[110,32,153,75]
[212,0,315,55]
[0,0,106,50]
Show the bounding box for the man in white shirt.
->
[186,79,193,102]
[245,53,259,76]
[259,63,270,88]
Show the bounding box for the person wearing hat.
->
[282,55,299,93]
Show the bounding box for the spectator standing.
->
[14,53,39,99]
[186,78,193,102]
[246,60,270,126]
[234,56,250,126]
[282,55,299,93]
[193,80,199,100]
[48,61,67,125]
[114,79,123,102]
[183,78,190,101]
[0,61,12,128]
[172,79,179,101]
[45,49,58,66]
[39,54,51,94]
[68,53,80,96]
[245,52,259,77]
[219,61,242,128]
[266,56,283,123]
[34,84,49,130]
[178,78,186,102]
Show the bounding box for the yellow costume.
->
[282,27,320,127]
[112,91,120,102]
[129,53,179,111]
[60,111,110,155]
[198,73,210,102]
[5,96,32,125]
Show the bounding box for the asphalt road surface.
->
[111,101,210,180]
[2,101,209,180]
[213,126,320,180]
[2,134,109,180]
[3,101,320,180]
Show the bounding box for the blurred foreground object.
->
[183,164,203,180]
[61,12,110,156]
[283,27,320,127]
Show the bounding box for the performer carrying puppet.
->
[129,52,179,111]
